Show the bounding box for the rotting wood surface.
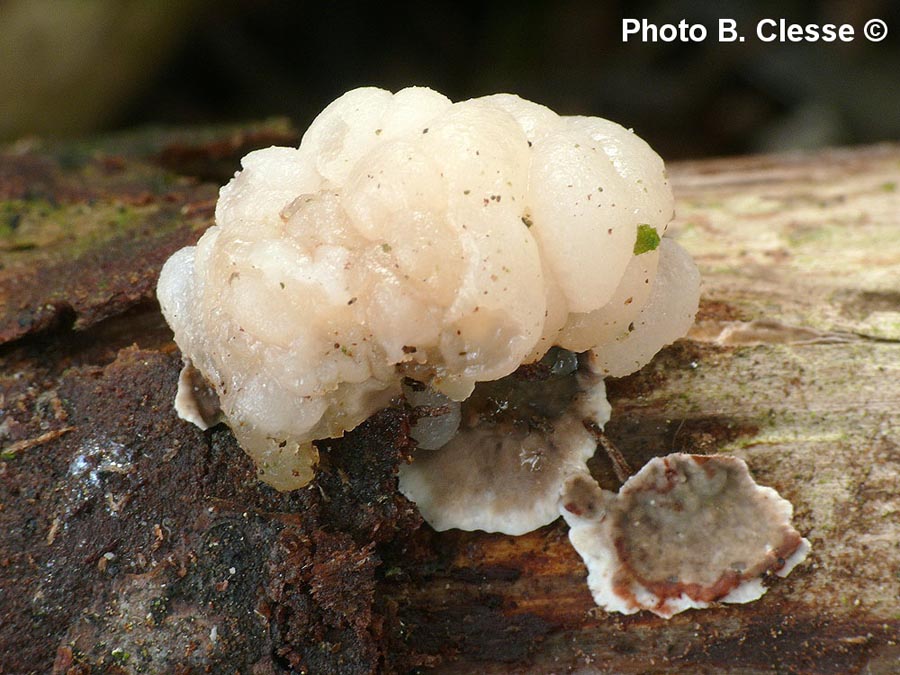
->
[0,128,898,674]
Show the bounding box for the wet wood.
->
[1,134,898,674]
[391,144,900,673]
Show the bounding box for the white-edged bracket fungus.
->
[157,85,809,617]
[560,454,811,618]
[398,356,611,535]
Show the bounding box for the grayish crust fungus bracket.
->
[174,359,223,430]
[398,358,611,535]
[561,454,812,618]
[398,351,811,617]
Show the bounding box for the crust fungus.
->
[173,360,223,431]
[560,454,811,618]
[398,351,610,535]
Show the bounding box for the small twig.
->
[584,420,632,483]
[1,426,75,460]
[46,517,61,546]
[671,418,686,453]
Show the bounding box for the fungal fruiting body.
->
[398,350,612,535]
[157,86,810,616]
[157,86,691,490]
[399,353,811,616]
[560,455,811,618]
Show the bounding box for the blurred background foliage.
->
[2,0,898,159]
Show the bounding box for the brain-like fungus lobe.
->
[157,86,810,616]
[157,86,692,490]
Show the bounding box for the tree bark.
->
[1,130,898,674]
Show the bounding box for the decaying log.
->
[1,126,898,674]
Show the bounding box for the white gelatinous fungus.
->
[585,237,701,377]
[157,85,697,490]
[401,379,462,451]
[560,453,811,618]
[155,85,810,618]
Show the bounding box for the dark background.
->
[3,0,899,159]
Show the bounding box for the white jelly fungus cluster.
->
[158,86,810,619]
[157,86,696,491]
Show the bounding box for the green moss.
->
[0,197,188,264]
[633,223,660,255]
[110,647,130,664]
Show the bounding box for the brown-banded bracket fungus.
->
[560,455,812,618]
[157,86,810,615]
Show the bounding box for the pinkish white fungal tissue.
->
[157,85,809,616]
[157,85,693,490]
